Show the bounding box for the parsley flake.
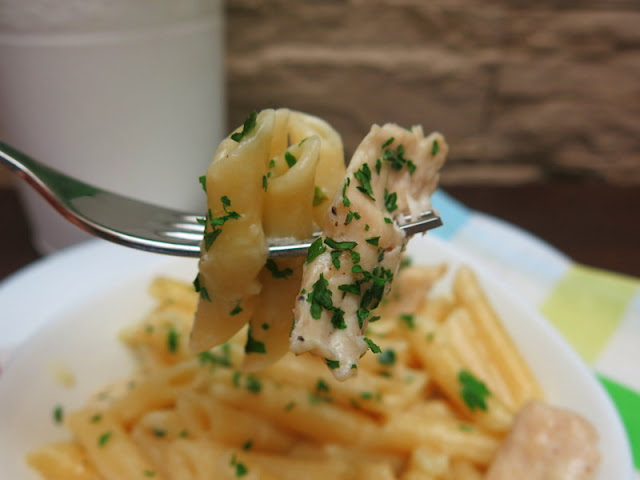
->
[365,236,380,247]
[198,175,207,193]
[230,454,249,477]
[97,431,112,447]
[458,370,491,411]
[265,259,293,279]
[313,186,327,206]
[325,359,340,369]
[363,337,382,353]
[230,111,257,142]
[167,327,180,353]
[384,189,398,213]
[399,313,415,329]
[306,237,326,264]
[52,405,63,424]
[308,274,333,319]
[324,237,357,250]
[198,344,232,367]
[285,151,297,168]
[330,250,342,269]
[230,302,243,316]
[331,308,347,330]
[377,349,397,366]
[245,375,262,394]
[245,327,266,354]
[431,139,440,155]
[354,163,375,200]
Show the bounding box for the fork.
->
[0,140,442,258]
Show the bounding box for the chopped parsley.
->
[242,440,253,451]
[90,413,102,423]
[306,237,326,264]
[354,163,375,200]
[203,197,241,251]
[230,454,249,477]
[330,308,347,330]
[338,283,360,296]
[308,274,333,319]
[284,151,297,168]
[384,189,398,213]
[382,137,395,148]
[230,111,257,142]
[53,405,63,424]
[245,327,266,354]
[431,139,440,155]
[365,236,380,247]
[198,344,232,367]
[345,210,361,225]
[325,359,340,369]
[265,259,293,279]
[262,175,268,191]
[245,375,262,394]
[382,143,416,174]
[342,178,351,207]
[192,274,211,302]
[230,302,243,316]
[458,370,491,411]
[324,237,357,250]
[143,470,156,477]
[284,401,296,412]
[97,431,112,447]
[316,379,330,393]
[330,250,342,269]
[151,427,166,438]
[399,313,415,329]
[167,326,180,353]
[313,186,327,206]
[198,175,207,193]
[363,337,382,353]
[377,349,396,366]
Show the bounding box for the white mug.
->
[0,1,225,253]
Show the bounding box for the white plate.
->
[0,236,633,479]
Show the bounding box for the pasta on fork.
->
[193,109,446,377]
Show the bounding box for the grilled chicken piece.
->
[486,400,600,480]
[290,123,447,380]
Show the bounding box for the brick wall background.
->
[226,0,640,185]
[1,0,639,188]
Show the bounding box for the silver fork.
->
[1,140,442,258]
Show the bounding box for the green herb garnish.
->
[377,349,396,366]
[306,237,326,264]
[354,163,375,200]
[458,370,491,411]
[231,111,257,142]
[363,337,382,353]
[285,151,297,168]
[167,326,180,353]
[245,327,266,354]
[52,405,63,424]
[313,186,327,206]
[265,259,293,279]
[384,189,398,213]
[97,431,112,447]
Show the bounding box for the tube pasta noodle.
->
[191,109,346,372]
[29,262,546,480]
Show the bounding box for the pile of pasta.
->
[28,261,544,480]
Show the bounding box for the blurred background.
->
[1,0,639,276]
